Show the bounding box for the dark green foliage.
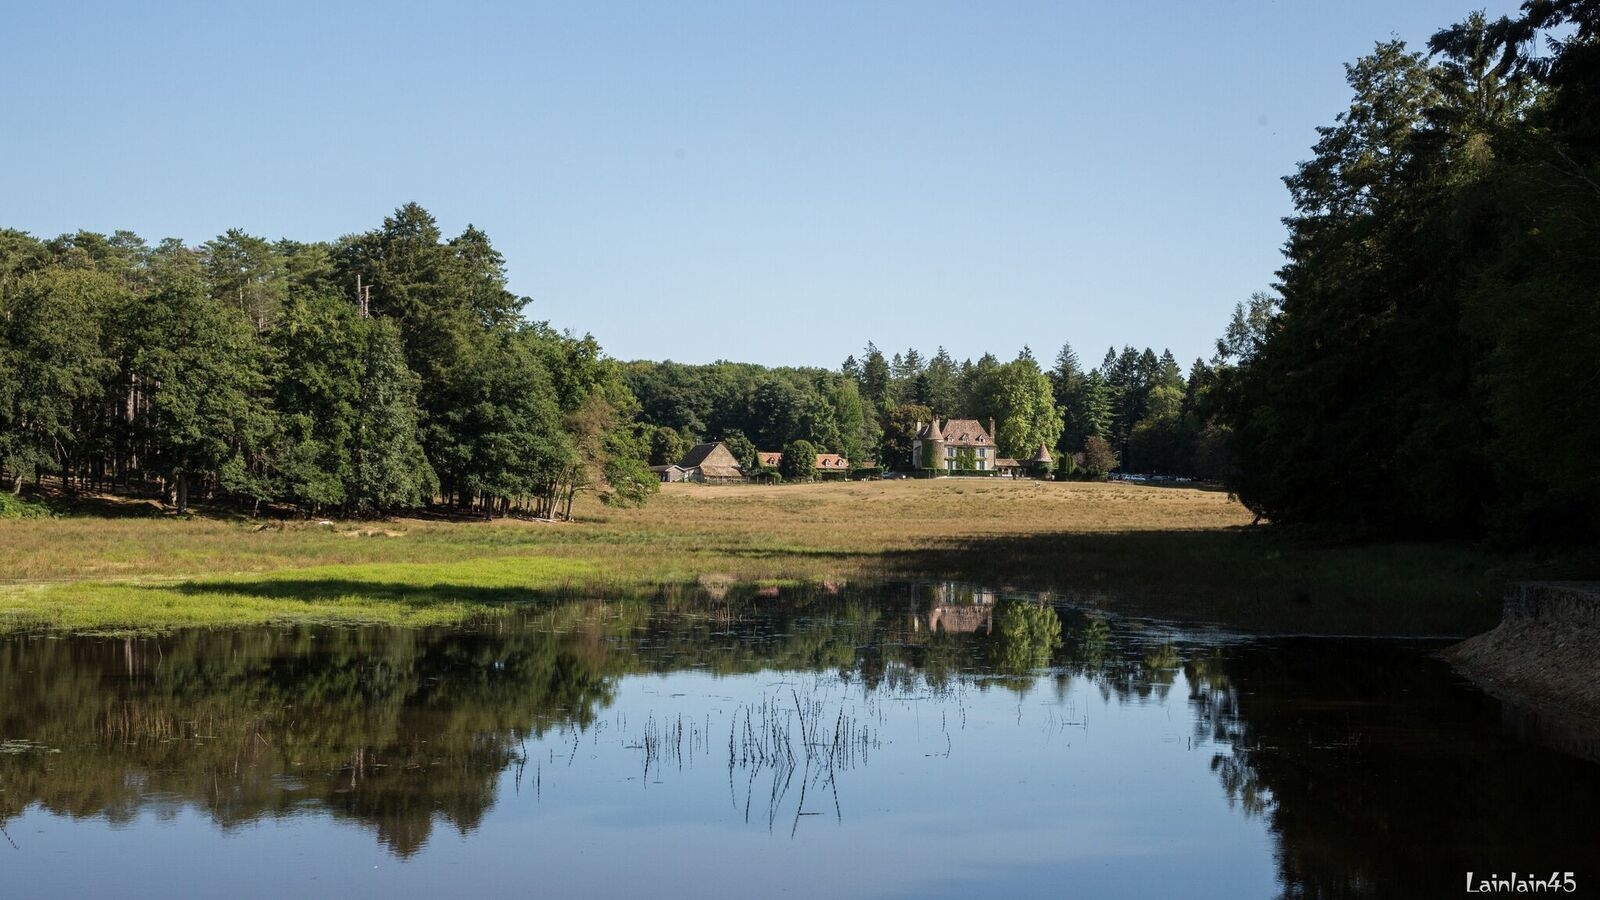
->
[0,268,124,491]
[780,439,818,481]
[650,426,685,467]
[719,430,758,472]
[880,404,933,471]
[349,318,437,513]
[133,272,269,513]
[270,289,363,511]
[969,353,1064,460]
[624,360,864,458]
[859,342,893,414]
[0,206,652,519]
[1212,5,1600,544]
[916,347,961,413]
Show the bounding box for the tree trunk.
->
[176,473,188,515]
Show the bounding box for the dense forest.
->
[2,0,1596,547]
[0,204,657,518]
[1211,1,1600,545]
[0,199,1211,520]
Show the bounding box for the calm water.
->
[2,582,1596,898]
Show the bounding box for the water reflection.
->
[2,582,1598,898]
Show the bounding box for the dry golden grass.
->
[1,480,1245,582]
[0,479,1521,634]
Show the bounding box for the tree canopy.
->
[0,206,655,518]
[1209,2,1600,545]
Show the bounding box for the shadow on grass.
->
[40,492,169,519]
[157,529,1523,636]
[873,527,1508,636]
[164,578,595,608]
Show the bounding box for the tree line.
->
[1207,0,1600,546]
[0,203,656,517]
[7,2,1594,544]
[627,340,1231,479]
[0,196,1230,521]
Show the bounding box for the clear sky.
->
[1,0,1524,370]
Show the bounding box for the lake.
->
[2,581,1595,898]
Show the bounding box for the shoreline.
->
[1444,582,1600,761]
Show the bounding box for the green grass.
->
[0,480,1575,636]
[0,557,598,635]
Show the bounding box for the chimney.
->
[989,417,996,439]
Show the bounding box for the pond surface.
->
[2,582,1596,898]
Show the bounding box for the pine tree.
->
[350,318,436,513]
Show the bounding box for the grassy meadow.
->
[0,479,1547,636]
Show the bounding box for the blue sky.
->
[1,0,1523,370]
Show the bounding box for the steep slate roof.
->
[676,442,744,478]
[677,443,722,468]
[1032,443,1053,463]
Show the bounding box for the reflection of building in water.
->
[911,582,996,634]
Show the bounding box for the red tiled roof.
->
[757,450,849,469]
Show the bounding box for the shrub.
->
[0,494,51,519]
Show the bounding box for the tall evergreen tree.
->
[860,342,893,414]
[350,318,436,513]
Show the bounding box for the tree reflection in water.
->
[3,582,1599,896]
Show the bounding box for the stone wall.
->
[1501,581,1600,624]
